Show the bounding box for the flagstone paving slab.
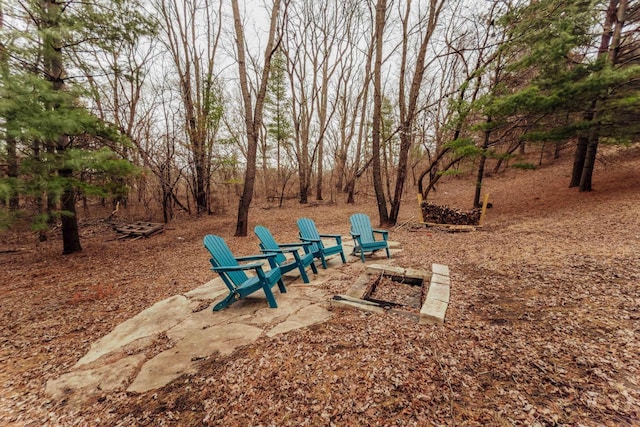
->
[45,354,147,403]
[74,295,192,368]
[128,322,264,393]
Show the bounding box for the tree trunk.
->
[160,141,174,223]
[474,116,492,208]
[195,160,207,214]
[371,0,388,225]
[570,109,594,187]
[6,135,19,210]
[43,0,82,253]
[315,139,324,200]
[345,181,355,204]
[232,0,281,236]
[389,133,410,224]
[162,171,172,224]
[262,137,268,200]
[315,72,328,201]
[579,125,600,192]
[60,165,82,253]
[299,185,309,204]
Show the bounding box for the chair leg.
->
[320,255,328,269]
[310,261,318,274]
[262,284,279,308]
[385,247,391,258]
[339,250,347,264]
[277,278,287,293]
[298,265,310,283]
[360,249,365,263]
[213,292,238,311]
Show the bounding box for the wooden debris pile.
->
[420,201,481,226]
[113,222,164,239]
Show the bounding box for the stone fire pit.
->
[331,263,451,325]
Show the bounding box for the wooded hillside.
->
[1,1,639,253]
[0,145,638,425]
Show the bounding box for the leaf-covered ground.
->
[1,147,639,426]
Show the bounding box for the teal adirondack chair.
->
[349,213,391,263]
[296,217,346,269]
[203,234,286,311]
[254,225,318,283]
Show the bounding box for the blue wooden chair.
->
[254,225,318,283]
[349,213,391,263]
[296,217,346,269]
[203,234,286,311]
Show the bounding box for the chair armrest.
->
[350,230,361,238]
[372,229,388,236]
[212,262,264,272]
[260,247,302,254]
[259,248,286,253]
[319,233,342,244]
[235,253,278,262]
[279,241,311,248]
[281,246,304,253]
[300,236,321,243]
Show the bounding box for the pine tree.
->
[265,49,293,206]
[493,0,640,191]
[0,0,155,253]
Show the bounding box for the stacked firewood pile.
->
[420,201,481,225]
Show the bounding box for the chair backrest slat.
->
[297,217,321,252]
[350,213,375,244]
[254,226,286,264]
[203,234,248,285]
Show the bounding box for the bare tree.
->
[281,0,317,204]
[337,2,375,204]
[155,0,224,214]
[232,0,283,236]
[73,17,159,212]
[416,1,502,202]
[281,0,349,203]
[371,0,388,224]
[310,1,346,201]
[333,22,374,204]
[386,0,446,225]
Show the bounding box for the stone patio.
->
[45,237,406,404]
